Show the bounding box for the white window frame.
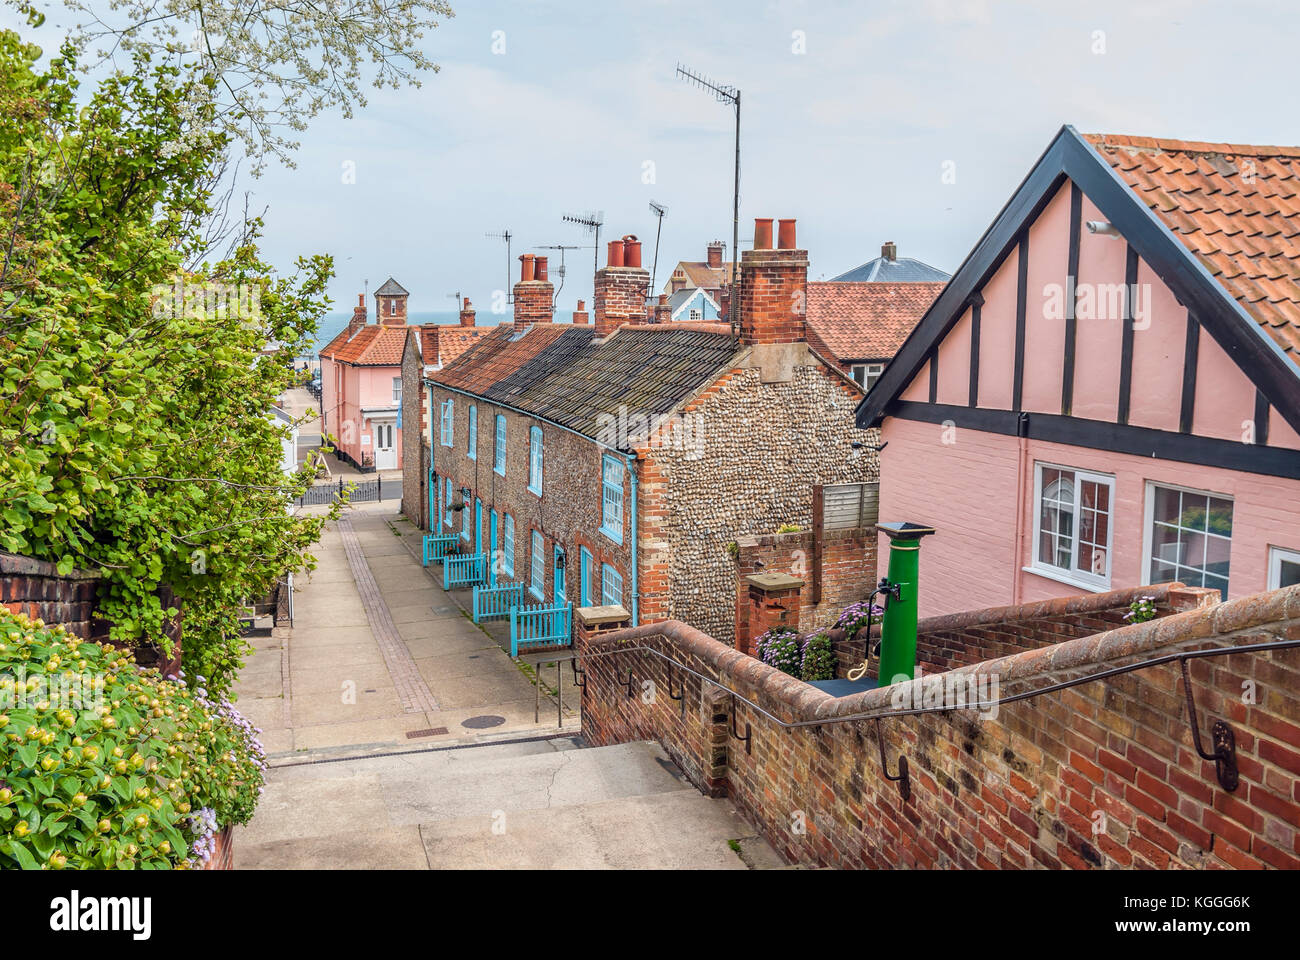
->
[601,563,623,607]
[467,405,477,461]
[528,426,543,495]
[494,415,507,476]
[1027,462,1115,592]
[689,308,702,321]
[1140,481,1234,597]
[460,488,470,542]
[444,477,453,528]
[530,530,544,600]
[1268,545,1300,590]
[392,377,402,403]
[600,455,624,545]
[440,399,454,447]
[851,363,885,391]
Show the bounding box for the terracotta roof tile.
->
[321,324,410,365]
[805,281,945,363]
[417,325,492,367]
[1085,132,1300,359]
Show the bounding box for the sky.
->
[7,0,1300,320]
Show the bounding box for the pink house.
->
[319,279,411,471]
[858,128,1300,618]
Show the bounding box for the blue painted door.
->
[579,547,592,607]
[489,510,499,586]
[474,499,483,554]
[428,469,436,532]
[554,546,566,604]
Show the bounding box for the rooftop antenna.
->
[539,244,583,305]
[485,230,513,304]
[676,63,741,317]
[446,291,462,319]
[563,211,605,278]
[647,200,668,296]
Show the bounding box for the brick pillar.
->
[738,572,804,656]
[738,218,807,345]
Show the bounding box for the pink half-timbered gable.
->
[858,127,1300,618]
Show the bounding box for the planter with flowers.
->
[0,609,266,870]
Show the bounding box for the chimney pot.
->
[777,218,797,250]
[622,235,642,269]
[754,218,773,251]
[607,240,625,268]
[519,253,535,283]
[535,256,548,282]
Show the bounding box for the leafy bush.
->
[800,633,835,682]
[754,628,802,678]
[0,610,266,869]
[835,600,884,640]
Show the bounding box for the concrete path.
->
[232,501,782,869]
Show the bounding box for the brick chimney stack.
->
[459,297,476,327]
[571,299,589,325]
[707,240,724,269]
[513,253,554,328]
[882,241,897,262]
[652,293,671,324]
[738,217,807,345]
[593,235,650,337]
[348,294,367,334]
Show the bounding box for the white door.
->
[374,421,397,470]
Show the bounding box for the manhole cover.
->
[461,714,506,729]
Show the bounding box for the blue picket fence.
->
[473,582,524,623]
[443,553,487,590]
[422,534,459,567]
[509,602,572,656]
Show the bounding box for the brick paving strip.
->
[336,516,441,713]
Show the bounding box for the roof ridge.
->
[1085,132,1300,159]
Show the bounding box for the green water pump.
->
[873,522,936,686]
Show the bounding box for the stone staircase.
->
[234,736,785,869]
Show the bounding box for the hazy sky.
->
[9,0,1299,319]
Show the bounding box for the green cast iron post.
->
[876,522,936,686]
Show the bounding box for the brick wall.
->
[400,338,428,528]
[578,584,1300,869]
[732,526,877,651]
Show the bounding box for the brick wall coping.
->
[0,552,100,582]
[916,582,1177,636]
[576,604,630,626]
[735,525,873,549]
[593,584,1300,726]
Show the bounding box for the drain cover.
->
[461,714,506,729]
[405,727,450,739]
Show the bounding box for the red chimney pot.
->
[519,254,535,283]
[607,240,625,268]
[754,218,774,251]
[535,256,548,282]
[777,219,797,249]
[622,235,642,269]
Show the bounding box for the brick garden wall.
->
[577,584,1300,870]
[732,526,877,650]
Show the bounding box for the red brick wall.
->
[578,584,1300,869]
[732,527,877,651]
[593,266,649,336]
[513,280,554,327]
[737,247,807,345]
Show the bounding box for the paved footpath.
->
[231,502,781,869]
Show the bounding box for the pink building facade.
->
[859,129,1300,618]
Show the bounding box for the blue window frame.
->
[554,546,566,604]
[600,563,623,607]
[468,405,477,460]
[579,547,593,607]
[528,426,543,495]
[460,489,470,542]
[530,530,544,600]
[600,455,624,544]
[494,415,506,476]
[440,399,454,447]
[443,477,453,527]
[503,514,515,577]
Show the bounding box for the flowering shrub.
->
[754,628,802,677]
[835,600,883,640]
[800,633,835,682]
[1123,596,1158,624]
[0,610,266,869]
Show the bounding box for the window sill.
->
[494,467,506,478]
[1021,565,1109,594]
[529,586,545,602]
[527,485,543,498]
[599,525,623,546]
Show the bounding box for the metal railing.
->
[296,476,399,507]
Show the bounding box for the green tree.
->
[0,27,333,697]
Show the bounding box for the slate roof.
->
[321,324,409,365]
[1084,133,1300,360]
[806,281,945,362]
[374,277,409,297]
[831,256,950,283]
[431,323,740,442]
